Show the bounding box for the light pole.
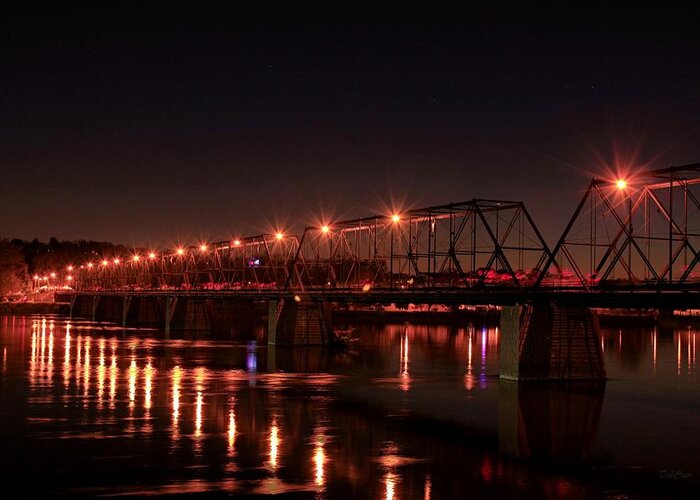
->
[616,179,632,283]
[390,214,401,289]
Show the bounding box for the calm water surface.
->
[0,315,698,498]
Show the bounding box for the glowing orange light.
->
[200,244,208,252]
[87,262,94,268]
[50,272,56,278]
[67,276,73,281]
[195,391,203,437]
[270,422,280,469]
[176,248,185,256]
[321,225,330,234]
[132,255,140,262]
[276,232,284,241]
[233,239,241,247]
[33,274,39,280]
[113,258,120,265]
[101,260,109,267]
[148,252,156,260]
[616,179,628,190]
[391,214,401,223]
[67,265,73,272]
[314,438,325,486]
[228,407,236,451]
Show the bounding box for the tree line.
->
[0,237,124,298]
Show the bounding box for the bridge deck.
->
[60,286,700,308]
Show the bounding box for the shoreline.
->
[2,302,700,330]
[0,302,70,316]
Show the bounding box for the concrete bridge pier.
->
[69,295,77,319]
[121,296,132,327]
[67,295,99,321]
[657,307,677,335]
[125,296,163,328]
[500,302,606,381]
[267,298,333,346]
[72,294,265,338]
[96,295,126,324]
[68,294,97,320]
[91,296,100,322]
[267,300,282,346]
[164,296,177,336]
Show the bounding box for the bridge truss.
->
[288,200,553,290]
[75,200,554,292]
[537,163,700,288]
[77,234,300,291]
[72,163,700,294]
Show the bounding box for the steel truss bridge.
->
[70,163,700,305]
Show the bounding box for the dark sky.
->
[2,4,699,247]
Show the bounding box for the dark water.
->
[0,315,698,498]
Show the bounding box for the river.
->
[0,315,698,498]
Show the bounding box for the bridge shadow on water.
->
[499,381,606,464]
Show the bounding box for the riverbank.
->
[335,306,700,329]
[333,307,500,324]
[0,302,70,315]
[4,301,700,331]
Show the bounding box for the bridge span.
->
[58,163,700,382]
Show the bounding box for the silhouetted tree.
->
[0,239,27,298]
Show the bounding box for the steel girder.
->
[74,200,553,292]
[536,162,700,288]
[75,235,300,292]
[286,199,553,291]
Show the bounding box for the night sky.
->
[2,5,699,247]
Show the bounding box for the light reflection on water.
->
[399,330,410,392]
[227,400,236,457]
[269,418,280,471]
[171,364,182,447]
[0,315,699,497]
